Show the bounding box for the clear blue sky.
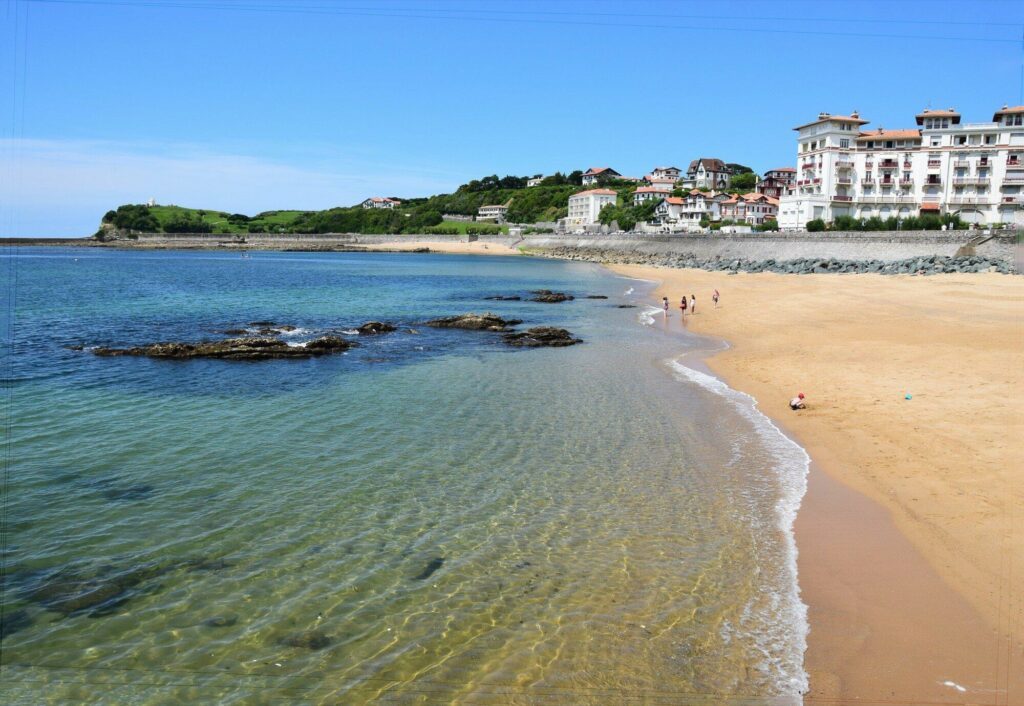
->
[2,0,1023,235]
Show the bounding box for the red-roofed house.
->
[580,167,622,186]
[362,197,401,209]
[633,184,674,206]
[685,158,732,189]
[756,168,796,199]
[720,193,779,225]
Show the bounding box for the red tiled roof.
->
[571,188,617,197]
[583,167,619,176]
[856,129,921,141]
[635,186,673,193]
[687,158,728,174]
[768,167,796,173]
[915,108,961,125]
[793,112,869,130]
[993,105,1024,120]
[662,197,685,205]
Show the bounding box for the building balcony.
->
[921,195,942,203]
[1006,160,1024,171]
[879,179,897,186]
[948,197,992,206]
[1003,175,1024,184]
[860,177,874,185]
[923,179,942,187]
[865,163,874,170]
[953,160,970,168]
[836,177,852,185]
[835,160,853,169]
[811,178,821,184]
[831,195,853,202]
[857,195,916,204]
[952,177,979,186]
[1000,196,1024,206]
[927,160,942,168]
[802,163,816,170]
[879,160,898,169]
[903,162,912,169]
[899,179,914,187]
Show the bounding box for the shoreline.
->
[608,264,1022,703]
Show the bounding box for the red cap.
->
[798,393,805,399]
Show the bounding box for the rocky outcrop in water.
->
[535,248,1016,276]
[92,336,353,361]
[503,327,582,347]
[413,557,445,581]
[356,321,397,335]
[425,313,522,331]
[530,289,574,303]
[483,295,522,301]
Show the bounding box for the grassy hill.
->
[99,175,648,236]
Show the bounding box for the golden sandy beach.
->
[381,239,1023,701]
[608,265,1024,703]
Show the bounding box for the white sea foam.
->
[341,329,359,336]
[668,358,811,697]
[638,306,662,326]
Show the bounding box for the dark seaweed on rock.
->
[413,557,445,580]
[529,290,574,303]
[93,336,353,361]
[425,313,521,332]
[278,629,332,650]
[503,327,582,348]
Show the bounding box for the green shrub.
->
[806,219,826,232]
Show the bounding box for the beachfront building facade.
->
[652,196,686,226]
[580,167,622,186]
[685,158,732,189]
[756,168,796,198]
[719,193,779,225]
[477,204,509,222]
[567,188,617,226]
[778,106,1024,230]
[362,197,401,209]
[633,184,674,205]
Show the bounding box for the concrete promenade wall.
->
[123,229,1018,264]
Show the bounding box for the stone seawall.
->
[518,230,1018,264]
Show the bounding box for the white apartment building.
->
[527,177,544,187]
[362,197,401,209]
[567,188,617,226]
[633,184,673,205]
[653,196,686,225]
[778,106,1024,230]
[477,204,509,222]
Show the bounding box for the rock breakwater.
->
[535,247,1016,276]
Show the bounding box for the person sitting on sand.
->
[789,393,806,410]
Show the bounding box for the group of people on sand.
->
[662,289,719,317]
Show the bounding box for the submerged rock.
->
[483,295,522,301]
[584,295,608,299]
[100,484,154,502]
[503,327,582,348]
[279,630,332,650]
[0,608,32,640]
[203,614,238,629]
[413,557,445,581]
[92,336,353,361]
[616,304,637,308]
[20,561,171,616]
[425,313,521,332]
[356,321,397,335]
[529,289,574,303]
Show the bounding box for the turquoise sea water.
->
[1,249,807,704]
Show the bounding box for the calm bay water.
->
[1,248,807,704]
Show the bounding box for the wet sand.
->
[607,266,1023,704]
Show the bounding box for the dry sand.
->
[608,265,1024,703]
[373,240,520,256]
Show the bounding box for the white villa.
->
[580,167,621,186]
[633,184,673,205]
[477,204,509,222]
[648,166,682,182]
[567,188,617,226]
[651,190,729,232]
[362,197,401,209]
[527,176,544,187]
[685,158,732,189]
[778,105,1024,230]
[719,192,779,225]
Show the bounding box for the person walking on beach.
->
[789,393,806,410]
[689,294,697,315]
[662,296,670,315]
[680,296,687,316]
[712,289,720,308]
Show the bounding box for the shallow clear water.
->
[1,249,806,704]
